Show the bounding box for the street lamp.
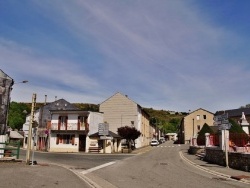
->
[15,80,28,84]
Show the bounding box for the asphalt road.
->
[17,142,250,188]
[18,149,135,169]
[86,141,249,188]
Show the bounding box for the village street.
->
[16,142,249,188]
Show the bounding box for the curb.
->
[179,151,250,185]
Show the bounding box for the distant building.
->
[178,108,214,144]
[99,92,153,149]
[215,108,250,134]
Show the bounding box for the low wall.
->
[188,146,205,155]
[205,147,250,172]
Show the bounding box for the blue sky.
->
[1,0,250,113]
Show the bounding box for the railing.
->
[51,123,85,131]
[197,134,220,146]
[0,141,21,159]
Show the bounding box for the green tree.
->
[8,102,30,130]
[229,119,247,133]
[117,126,141,149]
[197,123,214,145]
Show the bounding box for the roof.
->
[184,108,214,119]
[215,108,250,117]
[89,131,122,139]
[50,110,90,116]
[10,131,23,139]
[99,92,150,117]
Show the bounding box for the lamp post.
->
[26,93,36,165]
[15,80,28,84]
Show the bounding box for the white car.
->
[150,140,159,146]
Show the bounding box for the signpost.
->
[98,123,109,136]
[214,113,231,168]
[98,123,109,153]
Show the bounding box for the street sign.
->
[215,113,231,130]
[98,123,109,136]
[218,123,232,130]
[100,136,113,140]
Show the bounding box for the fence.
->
[196,133,249,147]
[197,134,220,146]
[229,133,250,147]
[0,141,21,159]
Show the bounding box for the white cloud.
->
[1,1,250,112]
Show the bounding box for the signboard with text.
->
[98,123,109,136]
[214,113,231,130]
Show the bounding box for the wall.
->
[205,147,250,172]
[49,133,79,152]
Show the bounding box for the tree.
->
[197,123,214,145]
[117,126,141,149]
[8,102,30,130]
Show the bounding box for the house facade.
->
[179,108,214,144]
[23,99,80,150]
[49,110,103,152]
[99,92,153,149]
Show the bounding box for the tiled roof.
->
[215,108,250,117]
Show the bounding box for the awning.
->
[10,131,24,139]
[89,131,122,139]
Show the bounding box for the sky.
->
[1,0,250,113]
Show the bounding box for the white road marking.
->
[80,161,116,175]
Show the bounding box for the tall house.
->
[99,92,152,148]
[179,108,214,144]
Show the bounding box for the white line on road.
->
[80,161,116,175]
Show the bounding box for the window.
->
[56,134,75,145]
[203,115,206,119]
[58,116,68,130]
[78,116,85,130]
[196,115,200,120]
[197,125,201,131]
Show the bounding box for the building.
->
[23,99,80,150]
[49,110,103,152]
[0,69,14,135]
[99,92,153,149]
[215,108,250,134]
[179,108,214,144]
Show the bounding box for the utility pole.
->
[26,93,36,165]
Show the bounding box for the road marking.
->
[80,161,116,175]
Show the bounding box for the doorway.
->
[79,135,86,152]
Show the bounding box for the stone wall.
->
[205,147,250,172]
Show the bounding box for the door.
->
[79,135,86,152]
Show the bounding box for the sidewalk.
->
[181,148,250,184]
[0,159,92,188]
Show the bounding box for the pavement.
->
[0,145,250,188]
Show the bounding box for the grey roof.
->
[89,131,122,138]
[215,108,250,117]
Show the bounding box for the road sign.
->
[215,113,231,130]
[218,123,232,130]
[98,123,109,136]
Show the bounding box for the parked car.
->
[159,137,165,143]
[150,140,159,146]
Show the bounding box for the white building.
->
[49,110,103,152]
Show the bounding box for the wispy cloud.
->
[1,1,250,112]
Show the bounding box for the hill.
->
[9,102,186,133]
